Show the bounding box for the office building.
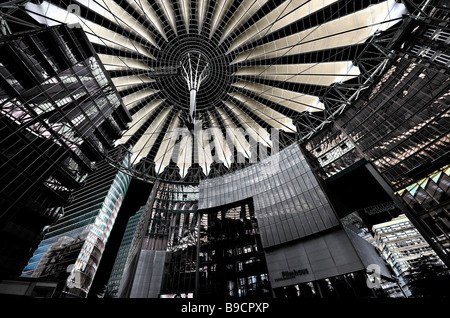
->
[396,165,450,262]
[0,0,448,299]
[0,20,131,278]
[106,206,144,296]
[0,277,58,298]
[21,156,132,298]
[373,214,444,296]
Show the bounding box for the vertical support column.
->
[180,52,210,124]
[195,211,201,298]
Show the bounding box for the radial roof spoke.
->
[208,112,233,168]
[25,1,155,58]
[223,100,273,147]
[23,0,410,182]
[154,112,182,174]
[197,0,210,35]
[132,106,172,160]
[123,0,168,41]
[115,99,164,145]
[98,54,152,71]
[76,0,159,49]
[178,0,191,33]
[156,0,177,36]
[234,62,361,86]
[232,80,325,113]
[226,0,338,54]
[176,131,193,178]
[209,0,234,39]
[197,129,214,176]
[121,88,160,110]
[217,107,252,158]
[228,92,297,133]
[112,75,155,92]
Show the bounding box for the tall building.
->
[0,22,131,278]
[302,2,450,268]
[1,0,449,301]
[373,214,443,296]
[21,156,132,298]
[106,205,144,296]
[117,145,397,299]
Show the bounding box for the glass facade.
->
[200,143,339,248]
[119,180,272,299]
[21,156,132,297]
[141,181,199,296]
[196,200,271,298]
[143,181,199,251]
[107,206,144,295]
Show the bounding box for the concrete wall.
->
[265,227,392,289]
[129,250,166,298]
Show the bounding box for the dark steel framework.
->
[0,22,131,277]
[2,0,449,293]
[117,179,270,298]
[302,0,450,267]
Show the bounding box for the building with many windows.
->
[21,156,132,297]
[106,205,144,296]
[0,21,131,278]
[373,214,443,296]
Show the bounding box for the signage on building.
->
[274,268,309,282]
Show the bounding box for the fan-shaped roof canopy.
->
[25,0,408,182]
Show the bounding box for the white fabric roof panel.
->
[23,0,408,181]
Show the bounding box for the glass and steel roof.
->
[23,0,408,182]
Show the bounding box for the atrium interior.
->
[0,0,449,302]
